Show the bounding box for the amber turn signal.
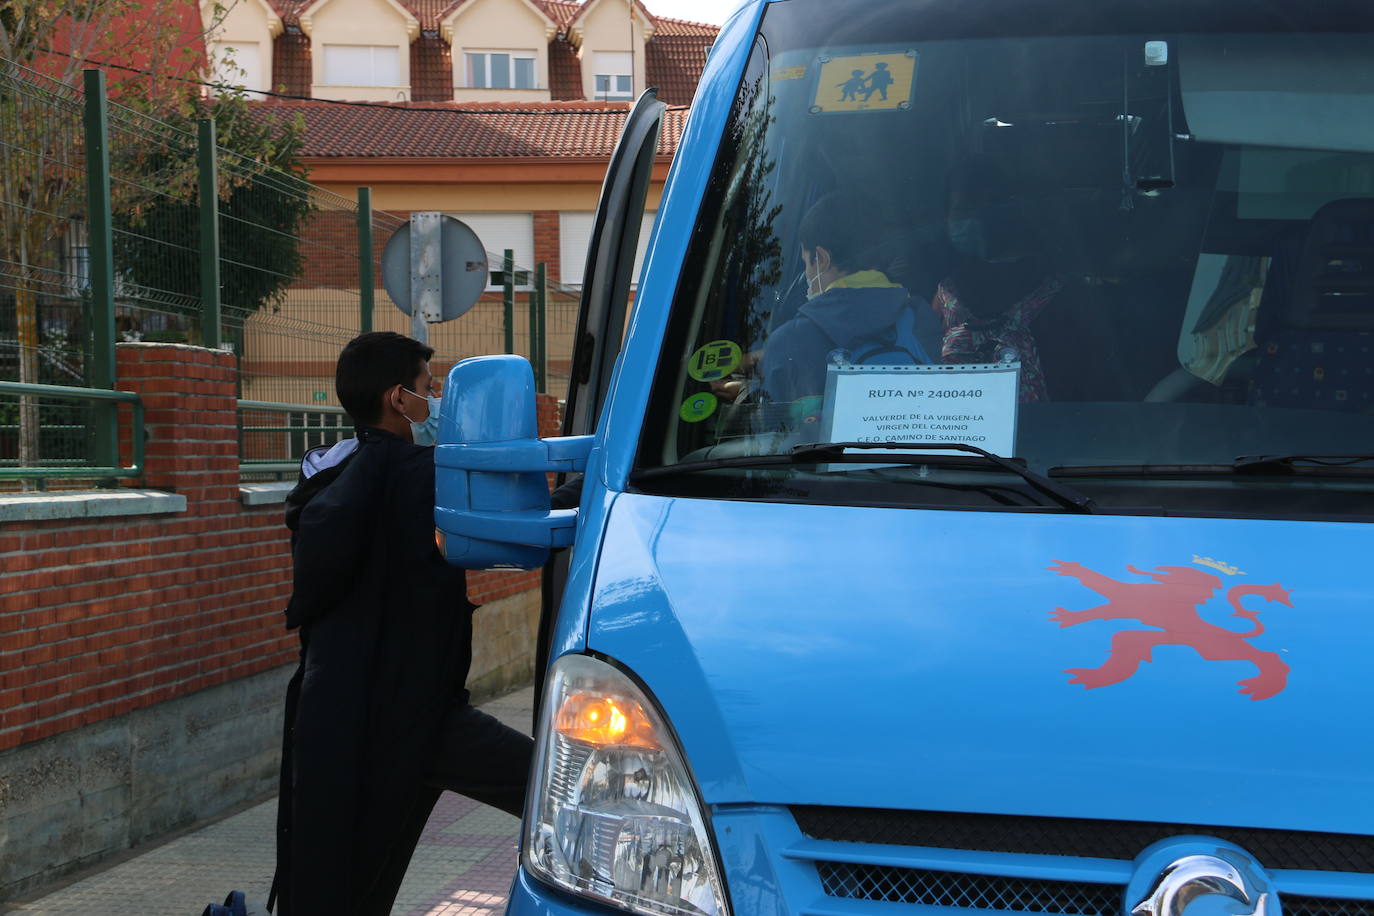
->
[554,693,661,749]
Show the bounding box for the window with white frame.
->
[593,51,633,100]
[211,41,265,95]
[465,51,538,90]
[558,211,656,288]
[322,44,401,86]
[448,212,535,289]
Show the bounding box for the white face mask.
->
[400,389,441,446]
[804,250,824,299]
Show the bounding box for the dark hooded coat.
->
[761,285,941,403]
[274,426,473,916]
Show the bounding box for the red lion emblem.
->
[1048,561,1294,700]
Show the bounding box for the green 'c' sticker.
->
[679,392,719,423]
[687,340,742,382]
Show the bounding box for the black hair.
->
[797,193,881,274]
[335,331,434,426]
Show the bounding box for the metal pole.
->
[357,187,374,333]
[503,248,515,354]
[534,262,547,392]
[528,261,540,383]
[197,118,222,349]
[82,69,117,471]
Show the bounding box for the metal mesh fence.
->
[417,247,583,398]
[0,63,94,475]
[0,391,95,473]
[225,175,358,404]
[3,56,585,482]
[544,283,582,396]
[106,95,202,344]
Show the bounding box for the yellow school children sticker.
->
[813,51,917,113]
[687,340,742,382]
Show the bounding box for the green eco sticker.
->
[687,340,742,382]
[679,392,719,423]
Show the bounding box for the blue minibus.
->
[433,3,1374,916]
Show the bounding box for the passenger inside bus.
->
[647,29,1374,488]
[758,193,940,412]
[932,155,1063,402]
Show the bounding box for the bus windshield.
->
[633,0,1374,518]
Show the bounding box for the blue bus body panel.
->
[551,0,767,660]
[594,0,767,494]
[586,493,1374,835]
[509,804,1374,916]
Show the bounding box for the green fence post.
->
[534,262,547,392]
[357,187,374,333]
[503,248,515,354]
[83,69,117,471]
[197,118,222,350]
[528,262,540,385]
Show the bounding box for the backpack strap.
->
[798,296,935,367]
[851,302,935,365]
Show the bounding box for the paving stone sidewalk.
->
[4,687,535,916]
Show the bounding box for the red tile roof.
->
[411,33,452,101]
[267,0,715,37]
[564,0,657,31]
[438,0,561,27]
[646,33,712,105]
[538,0,580,29]
[264,0,717,104]
[652,16,717,37]
[548,37,583,100]
[259,99,688,158]
[267,0,310,23]
[271,30,312,96]
[415,0,469,27]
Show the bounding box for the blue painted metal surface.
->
[586,493,1374,834]
[508,868,615,916]
[542,0,773,657]
[593,0,770,493]
[435,355,585,568]
[440,3,1374,916]
[510,800,1374,916]
[435,436,592,473]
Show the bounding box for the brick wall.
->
[295,207,361,289]
[0,344,295,753]
[533,210,560,286]
[0,342,560,755]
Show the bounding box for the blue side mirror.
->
[434,355,592,569]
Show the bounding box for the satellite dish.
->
[381,214,489,322]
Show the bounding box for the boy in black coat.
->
[273,332,533,916]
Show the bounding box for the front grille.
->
[1287,896,1374,916]
[793,807,1374,874]
[818,862,1120,915]
[817,862,1374,916]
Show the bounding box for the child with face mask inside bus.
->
[272,331,534,916]
[758,193,942,414]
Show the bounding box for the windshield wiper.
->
[635,441,1095,513]
[791,442,1096,513]
[1232,454,1374,474]
[1050,455,1374,479]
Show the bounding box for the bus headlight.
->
[525,654,730,916]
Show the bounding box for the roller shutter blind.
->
[448,212,534,289]
[559,211,655,288]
